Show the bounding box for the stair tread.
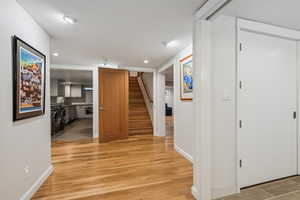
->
[128,76,152,136]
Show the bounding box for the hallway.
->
[32,135,194,200]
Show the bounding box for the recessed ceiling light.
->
[62,15,76,24]
[162,40,178,48]
[52,52,59,57]
[144,60,149,64]
[165,40,178,48]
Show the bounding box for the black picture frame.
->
[12,36,46,121]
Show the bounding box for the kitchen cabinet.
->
[58,82,65,97]
[64,84,71,97]
[50,79,58,96]
[64,85,82,97]
[75,104,93,119]
[71,85,82,97]
[64,105,77,124]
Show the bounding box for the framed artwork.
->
[180,54,193,101]
[13,36,46,121]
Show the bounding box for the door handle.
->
[99,105,105,111]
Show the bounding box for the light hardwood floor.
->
[32,133,194,199]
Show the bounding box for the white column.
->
[192,19,212,200]
[93,67,99,138]
[153,71,166,137]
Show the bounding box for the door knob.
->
[99,105,105,111]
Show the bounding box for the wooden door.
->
[99,68,129,142]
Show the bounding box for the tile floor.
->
[52,119,93,142]
[216,176,300,200]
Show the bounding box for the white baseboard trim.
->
[174,144,194,164]
[20,165,53,200]
[191,185,199,199]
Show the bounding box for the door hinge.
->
[239,160,243,168]
[239,81,242,89]
[239,43,242,51]
[294,111,297,119]
[239,120,242,128]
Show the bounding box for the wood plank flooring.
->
[32,133,194,200]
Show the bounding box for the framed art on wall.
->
[13,36,46,121]
[180,54,193,101]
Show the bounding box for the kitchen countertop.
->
[71,103,93,106]
[51,103,93,107]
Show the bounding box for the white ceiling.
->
[18,0,207,68]
[218,0,300,32]
[51,69,92,85]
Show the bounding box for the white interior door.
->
[239,30,298,188]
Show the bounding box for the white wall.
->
[159,45,194,162]
[154,72,166,137]
[165,87,174,107]
[129,71,138,77]
[210,15,237,198]
[0,1,51,200]
[141,72,154,100]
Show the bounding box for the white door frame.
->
[236,18,300,190]
[51,64,99,138]
[122,67,158,136]
[155,64,175,138]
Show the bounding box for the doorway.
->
[238,26,298,188]
[50,69,94,142]
[159,65,175,144]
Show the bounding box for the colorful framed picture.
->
[180,54,193,101]
[13,36,46,121]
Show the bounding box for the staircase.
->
[129,77,153,136]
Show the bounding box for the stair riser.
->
[129,117,150,120]
[129,122,152,127]
[129,111,150,116]
[128,77,153,135]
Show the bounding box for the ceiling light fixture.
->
[52,52,59,57]
[162,40,178,48]
[144,60,149,64]
[62,15,76,24]
[165,40,178,48]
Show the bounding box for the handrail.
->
[138,72,153,103]
[137,74,153,123]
